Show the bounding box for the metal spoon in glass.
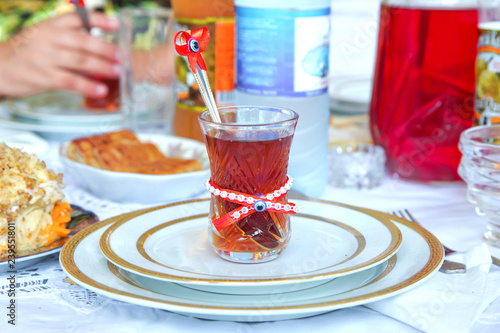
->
[69,0,91,32]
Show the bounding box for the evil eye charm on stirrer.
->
[189,39,200,52]
[173,26,221,123]
[69,0,85,6]
[174,27,210,74]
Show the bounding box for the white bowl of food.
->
[59,130,210,204]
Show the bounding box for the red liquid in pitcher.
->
[84,77,120,112]
[370,5,478,181]
[205,132,293,253]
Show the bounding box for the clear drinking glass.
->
[119,8,174,133]
[329,144,386,189]
[370,0,478,181]
[84,30,120,112]
[459,125,500,247]
[199,106,298,263]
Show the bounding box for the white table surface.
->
[0,141,499,333]
[2,1,497,331]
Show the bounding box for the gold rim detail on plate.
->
[99,199,401,283]
[108,256,398,302]
[59,198,444,311]
[134,213,367,276]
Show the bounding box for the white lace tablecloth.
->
[1,142,500,333]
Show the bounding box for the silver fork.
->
[393,210,467,274]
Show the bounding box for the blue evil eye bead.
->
[253,199,266,212]
[189,39,200,52]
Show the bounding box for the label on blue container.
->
[235,7,330,97]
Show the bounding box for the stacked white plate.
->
[329,76,373,115]
[60,198,444,322]
[0,92,122,140]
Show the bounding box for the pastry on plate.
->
[66,129,140,168]
[0,143,72,257]
[67,130,202,175]
[94,142,168,172]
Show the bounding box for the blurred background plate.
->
[0,129,49,155]
[4,91,122,125]
[330,98,370,115]
[329,76,372,115]
[0,105,121,141]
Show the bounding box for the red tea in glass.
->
[199,106,298,263]
[370,2,478,181]
[84,77,120,112]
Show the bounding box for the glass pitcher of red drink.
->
[370,0,479,181]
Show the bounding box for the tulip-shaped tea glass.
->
[459,125,500,247]
[199,106,299,263]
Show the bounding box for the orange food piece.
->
[40,202,72,246]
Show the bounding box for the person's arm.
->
[0,12,119,99]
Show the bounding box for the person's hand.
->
[0,12,119,98]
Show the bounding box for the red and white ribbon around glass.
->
[206,176,299,231]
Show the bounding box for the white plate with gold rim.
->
[60,202,443,322]
[99,199,402,292]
